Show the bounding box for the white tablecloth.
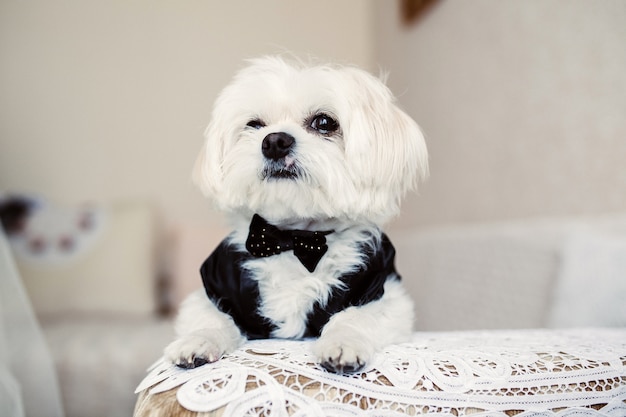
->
[135,328,626,416]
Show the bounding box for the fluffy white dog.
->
[165,56,428,373]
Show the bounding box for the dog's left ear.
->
[388,104,430,193]
[341,68,429,223]
[373,103,429,219]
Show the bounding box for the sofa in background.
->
[3,197,625,416]
[4,200,174,417]
[391,213,626,331]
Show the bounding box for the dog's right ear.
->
[192,121,226,201]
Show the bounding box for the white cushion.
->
[16,202,157,315]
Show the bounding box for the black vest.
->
[200,233,399,339]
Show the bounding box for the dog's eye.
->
[246,119,266,129]
[309,114,339,135]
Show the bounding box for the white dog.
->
[165,56,428,373]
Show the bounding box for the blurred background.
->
[1,1,625,416]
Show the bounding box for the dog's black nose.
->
[262,132,295,161]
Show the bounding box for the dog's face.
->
[195,57,428,225]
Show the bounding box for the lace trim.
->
[136,329,626,416]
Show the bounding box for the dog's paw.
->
[164,329,230,369]
[313,334,374,374]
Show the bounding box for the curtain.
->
[0,230,64,417]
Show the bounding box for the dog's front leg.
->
[164,289,245,369]
[313,279,414,373]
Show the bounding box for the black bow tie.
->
[245,214,333,273]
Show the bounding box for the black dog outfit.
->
[200,214,400,339]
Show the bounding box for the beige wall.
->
[0,0,373,231]
[377,0,626,231]
[3,0,625,234]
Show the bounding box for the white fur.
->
[165,56,428,372]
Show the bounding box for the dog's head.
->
[194,56,428,225]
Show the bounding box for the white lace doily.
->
[136,328,626,416]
